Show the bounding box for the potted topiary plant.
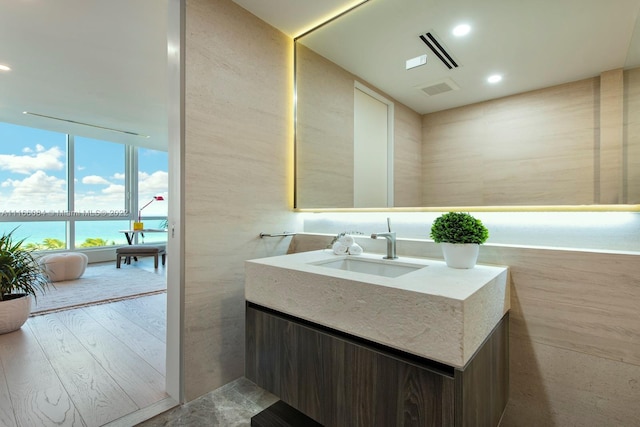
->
[0,228,51,334]
[430,212,489,269]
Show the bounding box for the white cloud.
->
[4,170,65,194]
[102,184,125,195]
[82,175,111,185]
[139,170,168,195]
[1,170,67,210]
[74,191,125,211]
[138,171,168,216]
[112,172,125,180]
[0,146,64,174]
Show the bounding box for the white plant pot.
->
[0,294,32,334]
[440,243,480,269]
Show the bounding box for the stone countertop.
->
[245,249,509,368]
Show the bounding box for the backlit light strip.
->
[295,0,370,39]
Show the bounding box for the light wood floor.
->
[0,260,172,427]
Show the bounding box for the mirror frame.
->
[292,0,640,213]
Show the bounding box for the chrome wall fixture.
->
[259,232,296,238]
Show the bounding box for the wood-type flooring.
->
[0,260,173,427]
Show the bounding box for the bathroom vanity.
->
[245,250,510,426]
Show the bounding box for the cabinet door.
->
[456,313,510,427]
[246,304,455,427]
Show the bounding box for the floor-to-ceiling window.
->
[137,147,169,244]
[0,121,168,249]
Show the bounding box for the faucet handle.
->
[387,217,392,232]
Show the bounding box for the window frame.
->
[0,126,167,250]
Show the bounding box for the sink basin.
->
[311,257,426,278]
[246,249,509,367]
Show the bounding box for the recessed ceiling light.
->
[0,64,11,71]
[452,24,471,37]
[487,74,503,84]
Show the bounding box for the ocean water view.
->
[0,219,168,248]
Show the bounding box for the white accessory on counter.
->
[338,234,355,246]
[332,241,349,255]
[348,243,363,255]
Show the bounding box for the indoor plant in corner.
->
[0,228,51,334]
[430,212,489,269]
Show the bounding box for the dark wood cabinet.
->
[246,303,508,427]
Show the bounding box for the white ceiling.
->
[236,0,640,114]
[232,0,367,38]
[2,0,639,152]
[0,0,168,150]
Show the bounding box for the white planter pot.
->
[0,294,32,334]
[440,243,480,269]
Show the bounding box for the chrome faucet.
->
[371,218,397,259]
[371,231,397,259]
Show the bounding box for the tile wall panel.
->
[184,0,296,400]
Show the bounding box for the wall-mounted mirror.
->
[295,0,640,209]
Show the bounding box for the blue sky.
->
[0,121,168,216]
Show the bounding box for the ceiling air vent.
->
[419,32,459,69]
[418,78,460,97]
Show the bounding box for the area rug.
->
[30,262,167,316]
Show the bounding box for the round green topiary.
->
[430,212,489,244]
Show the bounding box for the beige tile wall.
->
[393,102,422,207]
[288,234,640,426]
[626,67,640,203]
[296,44,422,208]
[600,69,624,203]
[296,44,355,208]
[422,69,640,207]
[422,77,600,206]
[183,0,297,400]
[483,246,640,426]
